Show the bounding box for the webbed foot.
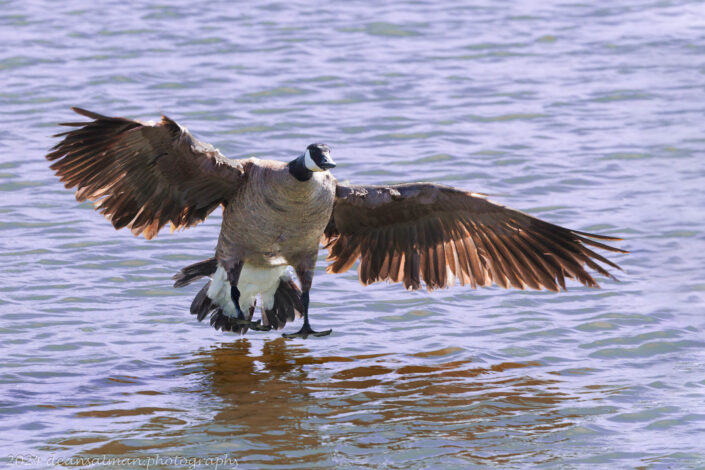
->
[232,318,272,331]
[249,322,273,332]
[282,323,332,339]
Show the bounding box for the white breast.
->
[207,264,290,317]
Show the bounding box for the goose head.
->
[304,143,336,171]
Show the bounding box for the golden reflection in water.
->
[187,338,328,465]
[53,339,585,467]
[185,339,580,467]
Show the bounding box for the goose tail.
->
[262,277,304,330]
[178,258,304,333]
[173,257,218,288]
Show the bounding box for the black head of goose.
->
[47,108,628,339]
[288,143,336,182]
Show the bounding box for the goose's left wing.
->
[323,182,627,291]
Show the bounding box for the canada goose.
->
[47,108,627,338]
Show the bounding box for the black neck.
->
[288,155,313,182]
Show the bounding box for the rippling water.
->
[2,0,705,468]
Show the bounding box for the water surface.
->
[1,0,705,468]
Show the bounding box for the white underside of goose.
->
[207,264,289,316]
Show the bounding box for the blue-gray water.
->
[2,1,705,468]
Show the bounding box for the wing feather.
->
[47,107,245,239]
[324,182,627,291]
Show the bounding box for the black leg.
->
[282,290,332,339]
[302,291,310,326]
[230,284,246,321]
[228,263,248,323]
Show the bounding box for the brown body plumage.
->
[46,108,627,338]
[216,159,335,272]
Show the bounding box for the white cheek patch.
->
[304,148,323,172]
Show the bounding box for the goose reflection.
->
[186,341,582,467]
[192,338,309,413]
[186,338,326,463]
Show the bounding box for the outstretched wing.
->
[323,182,627,291]
[46,107,246,239]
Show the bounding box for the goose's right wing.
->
[47,107,247,239]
